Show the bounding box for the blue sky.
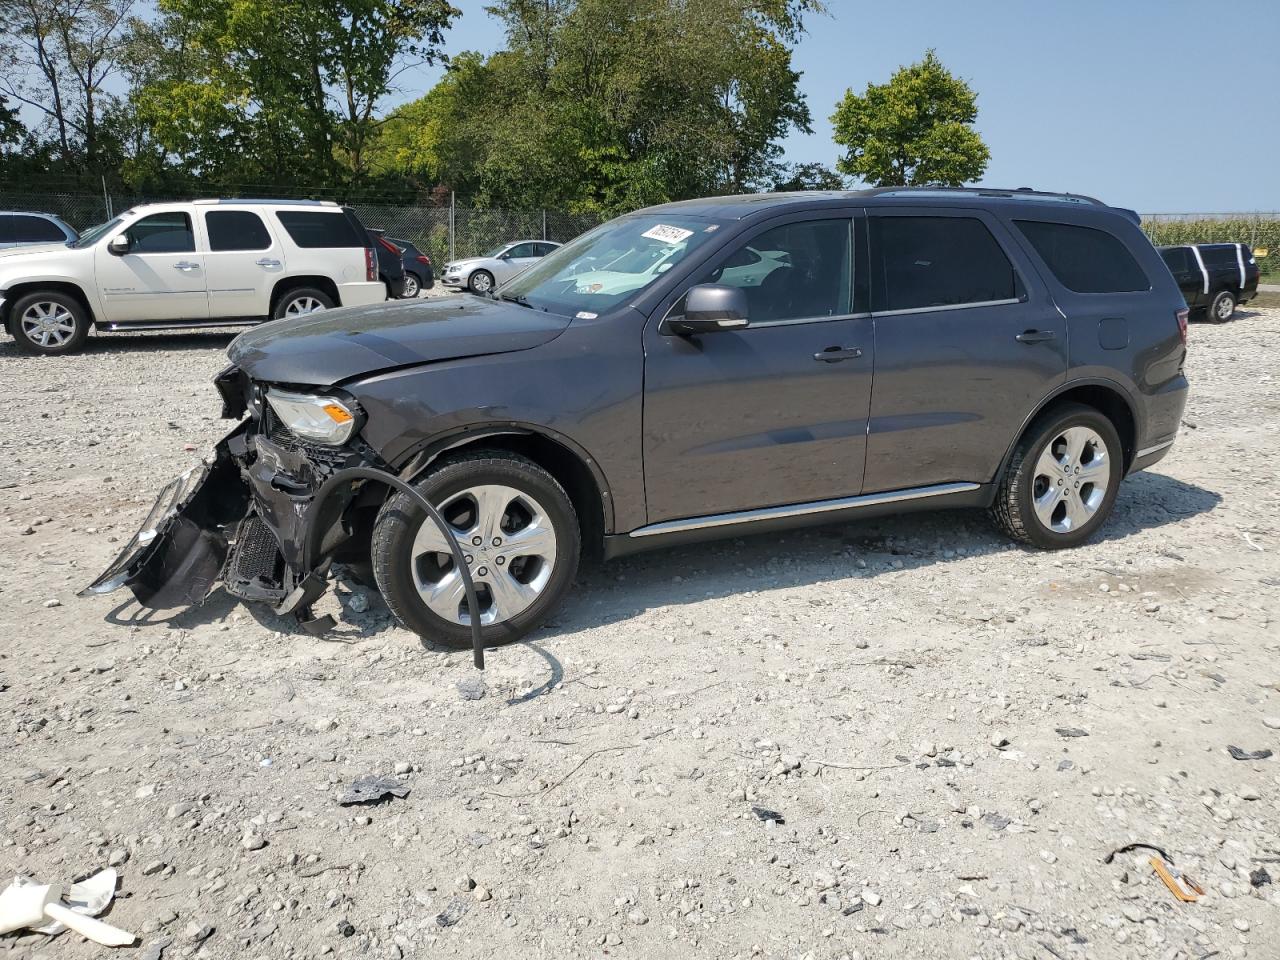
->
[401,0,1280,212]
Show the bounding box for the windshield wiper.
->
[498,293,534,309]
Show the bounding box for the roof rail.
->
[190,198,341,207]
[864,185,1107,207]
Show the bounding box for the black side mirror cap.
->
[664,283,749,335]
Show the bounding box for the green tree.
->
[0,0,135,170]
[129,0,458,189]
[830,49,989,187]
[372,0,824,215]
[772,161,846,191]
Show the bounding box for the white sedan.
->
[441,240,561,294]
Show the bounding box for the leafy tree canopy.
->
[373,0,824,215]
[830,49,989,187]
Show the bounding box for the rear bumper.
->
[338,280,388,307]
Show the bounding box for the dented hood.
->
[228,294,571,386]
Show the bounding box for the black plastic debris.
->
[1103,842,1172,865]
[338,774,411,805]
[751,806,785,825]
[1227,745,1273,761]
[435,898,469,928]
[1250,867,1271,889]
[842,902,865,916]
[1055,727,1089,738]
[336,920,356,938]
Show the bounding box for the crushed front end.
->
[82,365,384,625]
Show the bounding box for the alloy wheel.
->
[284,296,326,317]
[409,484,558,625]
[470,272,493,293]
[1030,426,1111,534]
[403,274,419,298]
[20,301,77,348]
[1215,296,1234,320]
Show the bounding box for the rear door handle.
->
[1015,329,1055,343]
[256,258,281,268]
[813,346,863,362]
[173,261,199,271]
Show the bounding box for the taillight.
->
[416,254,431,266]
[365,247,377,281]
[377,236,399,254]
[1176,307,1189,344]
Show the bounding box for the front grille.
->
[223,513,286,601]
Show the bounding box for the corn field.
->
[1141,214,1280,278]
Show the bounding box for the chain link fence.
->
[4,189,1275,279]
[0,189,603,266]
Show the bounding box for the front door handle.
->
[172,261,199,271]
[813,346,863,363]
[1015,329,1056,344]
[256,258,281,268]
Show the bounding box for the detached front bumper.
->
[82,395,374,617]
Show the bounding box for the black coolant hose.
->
[302,467,485,669]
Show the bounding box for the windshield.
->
[71,216,125,249]
[499,215,723,315]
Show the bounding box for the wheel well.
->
[1039,385,1137,469]
[270,276,341,314]
[1,281,96,329]
[429,433,607,558]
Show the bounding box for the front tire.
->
[273,287,334,320]
[371,451,581,647]
[1208,290,1236,323]
[990,403,1123,549]
[10,291,91,355]
[468,270,494,295]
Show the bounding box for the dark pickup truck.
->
[1159,242,1260,322]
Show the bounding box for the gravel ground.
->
[1,301,1278,960]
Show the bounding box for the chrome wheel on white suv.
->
[273,287,335,320]
[10,291,91,355]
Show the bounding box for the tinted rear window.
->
[1199,245,1238,268]
[873,216,1017,311]
[11,215,67,243]
[1160,247,1192,272]
[1015,220,1149,293]
[275,211,364,248]
[206,210,272,251]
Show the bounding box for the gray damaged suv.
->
[86,187,1189,653]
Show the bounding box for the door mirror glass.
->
[665,284,749,335]
[107,234,130,256]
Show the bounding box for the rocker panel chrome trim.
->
[628,482,982,538]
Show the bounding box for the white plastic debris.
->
[0,869,135,946]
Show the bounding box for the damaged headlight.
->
[266,389,357,445]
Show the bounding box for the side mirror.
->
[107,234,130,256]
[664,284,749,335]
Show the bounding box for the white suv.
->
[0,199,386,355]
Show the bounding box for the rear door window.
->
[1014,220,1149,293]
[1198,245,1238,269]
[872,216,1017,311]
[126,212,196,253]
[275,210,364,248]
[11,215,68,243]
[0,215,14,244]
[206,210,273,251]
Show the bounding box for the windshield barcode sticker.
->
[642,224,694,244]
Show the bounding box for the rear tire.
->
[9,291,91,355]
[1208,290,1236,323]
[403,273,421,298]
[990,403,1123,550]
[371,451,580,647]
[273,287,334,320]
